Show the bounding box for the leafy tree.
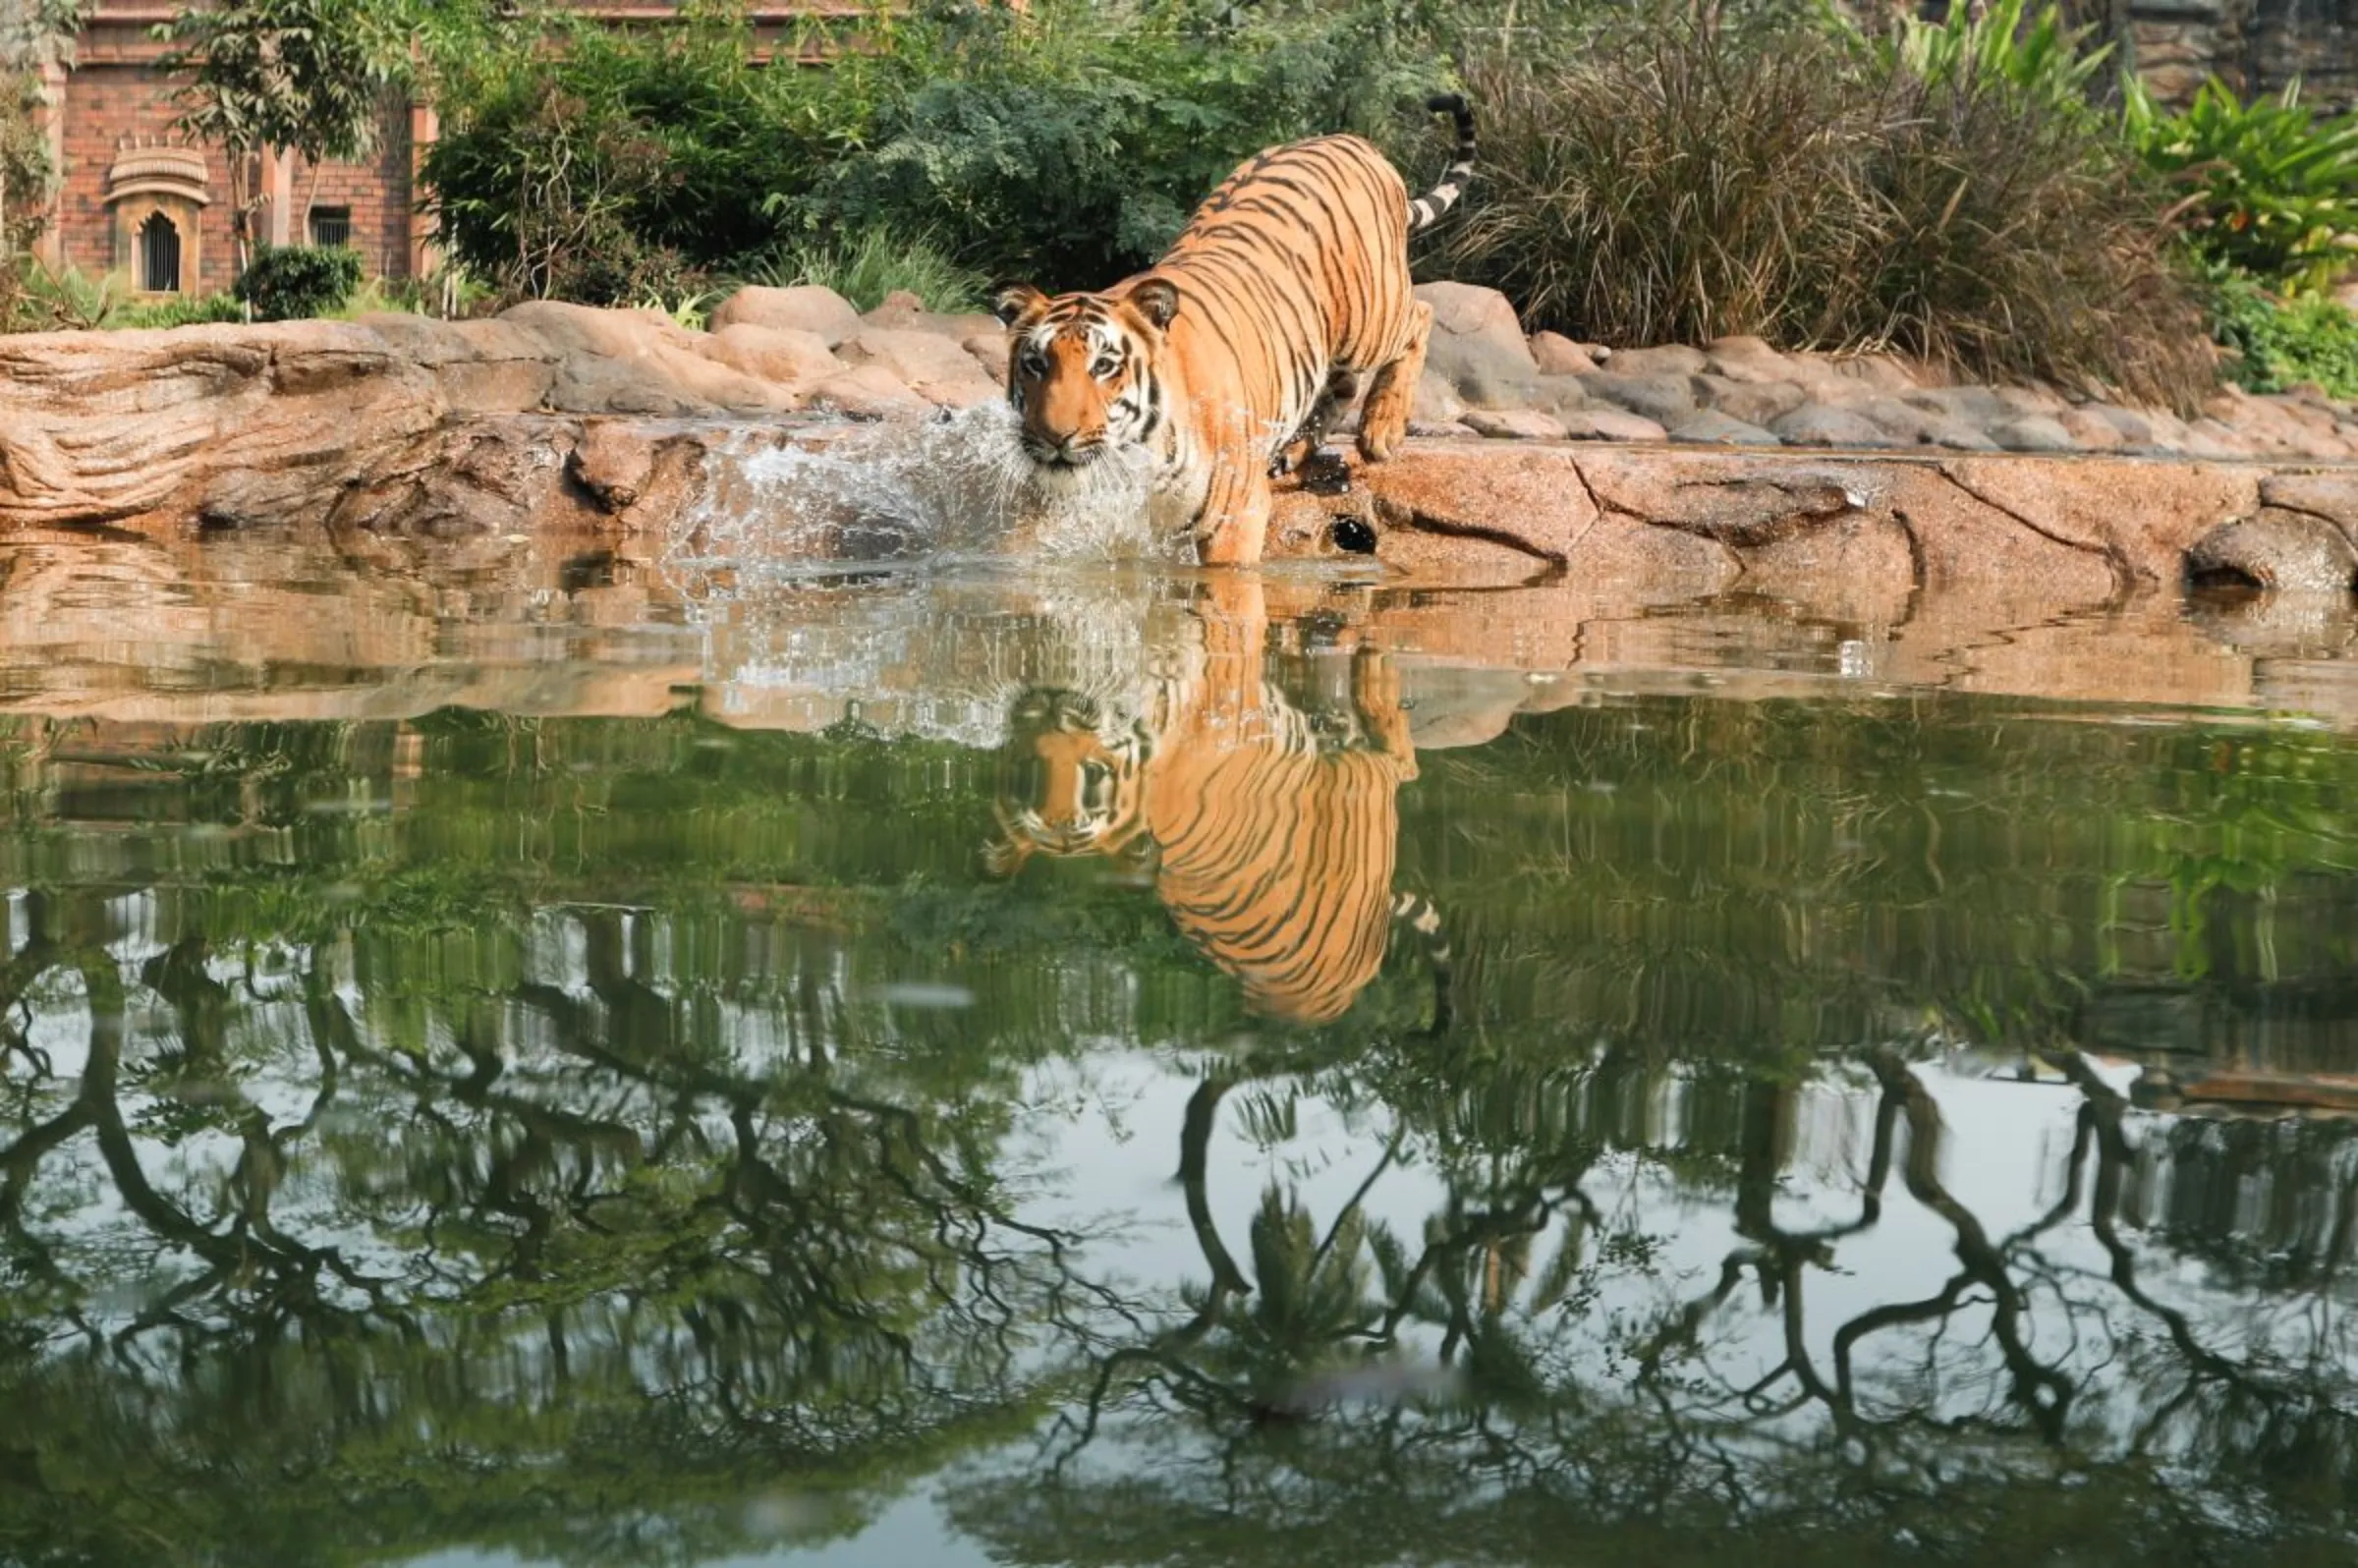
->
[0,0,80,265]
[152,0,398,272]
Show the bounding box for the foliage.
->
[0,0,80,268]
[234,242,363,320]
[2126,75,2358,298]
[1890,0,2109,121]
[115,288,249,329]
[2208,268,2358,398]
[422,0,1446,305]
[796,0,1446,288]
[1424,3,2215,410]
[741,222,989,311]
[152,0,400,271]
[1,254,132,329]
[421,1,824,303]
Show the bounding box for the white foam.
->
[664,405,1176,593]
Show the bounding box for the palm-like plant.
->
[2126,76,2358,296]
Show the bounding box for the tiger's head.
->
[989,277,1181,476]
[982,689,1152,877]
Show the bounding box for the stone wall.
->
[2127,0,2358,106]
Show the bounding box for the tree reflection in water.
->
[0,580,2355,1563]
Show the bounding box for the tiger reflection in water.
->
[984,580,1448,1030]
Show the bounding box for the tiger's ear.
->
[990,281,1048,328]
[1126,277,1180,331]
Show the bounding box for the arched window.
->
[106,143,209,295]
[138,211,182,294]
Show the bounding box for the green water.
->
[4,569,2358,1567]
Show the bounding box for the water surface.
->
[3,560,2357,1566]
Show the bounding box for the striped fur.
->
[991,93,1478,565]
[983,585,1449,1030]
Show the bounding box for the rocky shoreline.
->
[2,280,2356,600]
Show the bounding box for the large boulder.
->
[704,323,845,391]
[500,301,800,416]
[837,326,1002,408]
[0,321,448,529]
[1414,282,1540,408]
[707,284,864,347]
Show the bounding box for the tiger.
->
[983,578,1450,1031]
[988,93,1479,566]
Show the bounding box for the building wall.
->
[53,4,418,295]
[38,3,836,297]
[2117,0,2358,106]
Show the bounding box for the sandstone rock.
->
[502,302,798,416]
[1822,353,1925,394]
[0,321,446,529]
[1407,419,1479,440]
[568,422,657,513]
[1559,408,1669,442]
[2057,408,2124,450]
[2188,509,2358,593]
[864,290,1002,341]
[1694,374,1806,427]
[1414,368,1468,423]
[963,331,1012,382]
[1702,337,1801,386]
[1524,374,1593,417]
[2089,405,2157,445]
[1992,385,2070,418]
[704,323,842,390]
[1415,282,1540,405]
[1668,410,1782,446]
[708,284,864,346]
[354,313,557,415]
[1768,404,1899,448]
[1529,331,1600,374]
[1608,345,1709,378]
[1992,415,2078,454]
[1903,385,2013,424]
[2258,473,2358,535]
[1581,372,1698,425]
[1855,397,2000,451]
[839,327,1001,407]
[806,364,932,420]
[1464,408,1571,441]
[2184,419,2256,459]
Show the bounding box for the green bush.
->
[795,0,1442,287]
[422,0,1445,305]
[1423,3,2216,412]
[115,291,247,329]
[2209,269,2358,398]
[421,3,818,303]
[739,223,988,312]
[2126,76,2358,297]
[234,244,363,320]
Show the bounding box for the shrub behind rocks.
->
[236,246,364,323]
[1424,3,2216,413]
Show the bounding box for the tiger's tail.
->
[1390,889,1454,1037]
[1406,92,1477,234]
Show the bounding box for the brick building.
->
[24,2,826,298]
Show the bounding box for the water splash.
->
[666,404,1175,592]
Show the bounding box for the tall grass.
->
[1424,4,2217,411]
[741,224,988,313]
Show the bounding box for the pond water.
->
[3,557,2358,1567]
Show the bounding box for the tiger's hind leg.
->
[1271,368,1359,496]
[1356,301,1432,465]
